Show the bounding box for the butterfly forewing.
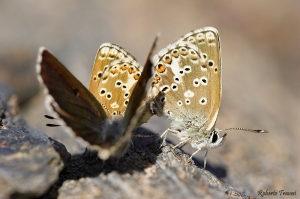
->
[37,47,108,145]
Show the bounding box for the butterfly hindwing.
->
[180,27,221,130]
[89,43,143,118]
[151,27,221,132]
[96,59,142,117]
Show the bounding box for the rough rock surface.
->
[0,84,254,199]
[0,83,68,199]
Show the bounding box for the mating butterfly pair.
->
[37,27,267,166]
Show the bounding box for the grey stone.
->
[0,83,67,199]
[0,83,254,198]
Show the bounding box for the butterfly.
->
[37,38,157,160]
[149,27,267,168]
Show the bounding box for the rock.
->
[0,83,255,199]
[0,83,67,199]
[42,128,253,199]
[57,142,254,199]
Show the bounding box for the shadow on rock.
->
[37,127,161,199]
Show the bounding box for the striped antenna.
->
[221,127,268,133]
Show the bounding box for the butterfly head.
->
[206,129,227,149]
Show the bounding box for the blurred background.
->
[0,0,299,196]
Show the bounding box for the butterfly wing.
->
[112,37,158,153]
[37,47,108,145]
[95,37,158,158]
[180,27,221,130]
[93,58,143,118]
[151,27,221,133]
[89,43,143,118]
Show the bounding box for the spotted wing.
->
[97,37,158,158]
[96,59,142,118]
[151,27,221,132]
[89,43,143,118]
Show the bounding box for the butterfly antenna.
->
[44,114,57,119]
[46,123,61,127]
[44,115,61,127]
[221,127,268,133]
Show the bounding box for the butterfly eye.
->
[211,132,218,143]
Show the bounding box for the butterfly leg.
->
[203,149,208,169]
[160,128,184,147]
[160,129,168,142]
[158,129,169,148]
[187,148,208,169]
[172,138,191,149]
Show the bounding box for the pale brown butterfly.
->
[37,38,157,160]
[149,27,267,168]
